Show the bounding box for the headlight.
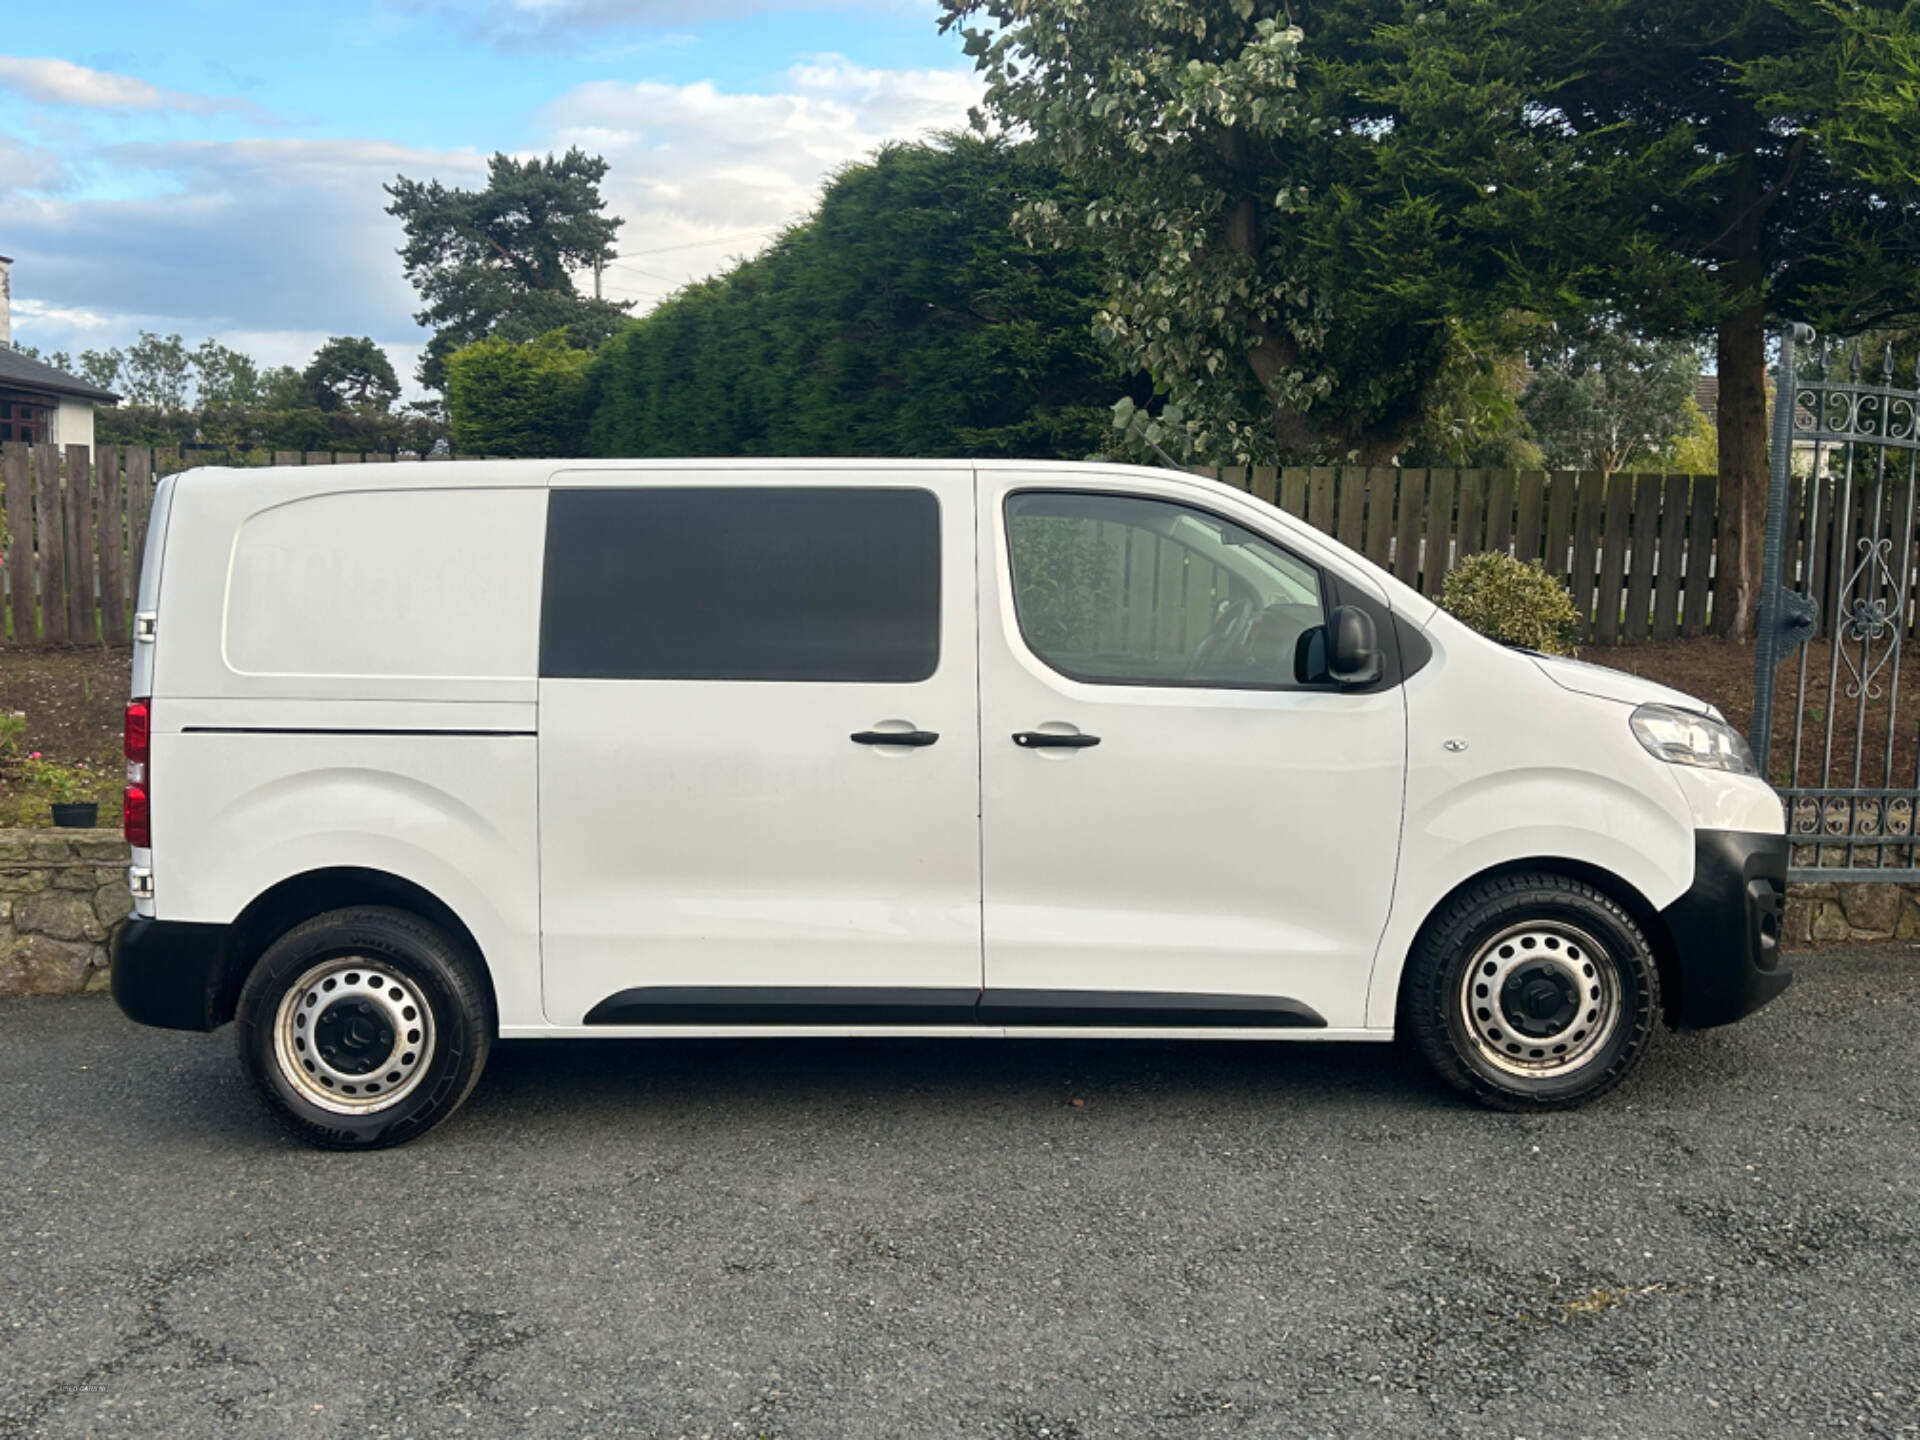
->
[1630,703,1758,775]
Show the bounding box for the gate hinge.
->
[1759,590,1819,661]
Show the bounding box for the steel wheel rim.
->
[273,958,435,1114]
[1457,920,1620,1079]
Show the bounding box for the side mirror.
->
[1328,605,1381,685]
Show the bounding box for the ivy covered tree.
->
[936,0,1594,466]
[385,149,630,392]
[581,135,1143,460]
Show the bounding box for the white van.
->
[111,459,1789,1148]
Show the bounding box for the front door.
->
[538,470,982,1026]
[976,473,1407,1031]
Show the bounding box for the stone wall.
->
[0,831,134,996]
[0,828,1915,998]
[1781,882,1920,946]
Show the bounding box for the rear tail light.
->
[124,698,150,848]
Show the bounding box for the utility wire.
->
[609,228,782,259]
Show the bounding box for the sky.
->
[0,0,980,393]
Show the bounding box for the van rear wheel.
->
[236,907,492,1149]
[1402,873,1659,1110]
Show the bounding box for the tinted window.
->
[542,487,940,681]
[1005,491,1326,689]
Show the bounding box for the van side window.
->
[541,487,940,682]
[1005,491,1327,689]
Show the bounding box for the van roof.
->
[172,457,1188,487]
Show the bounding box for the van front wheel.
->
[1402,873,1660,1109]
[236,907,492,1149]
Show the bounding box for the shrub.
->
[446,330,593,457]
[1441,552,1580,656]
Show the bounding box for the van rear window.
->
[540,486,940,682]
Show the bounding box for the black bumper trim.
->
[1659,829,1792,1030]
[111,916,232,1032]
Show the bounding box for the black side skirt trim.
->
[582,986,1327,1029]
[978,990,1325,1028]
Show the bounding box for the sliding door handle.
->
[1013,730,1100,749]
[851,729,940,747]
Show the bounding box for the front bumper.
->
[1658,829,1791,1030]
[111,916,232,1032]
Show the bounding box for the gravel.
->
[2,946,1918,1439]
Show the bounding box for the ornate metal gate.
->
[1752,325,1920,882]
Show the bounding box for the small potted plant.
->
[24,754,99,828]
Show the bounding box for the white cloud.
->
[543,56,980,304]
[0,136,69,192]
[2,58,977,392]
[0,56,276,121]
[9,297,110,331]
[2,138,483,393]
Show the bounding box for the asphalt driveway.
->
[2,947,1917,1439]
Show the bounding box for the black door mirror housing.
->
[1291,605,1383,687]
[1327,605,1382,686]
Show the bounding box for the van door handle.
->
[851,729,940,747]
[1013,731,1101,749]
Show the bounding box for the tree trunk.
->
[1710,94,1771,645]
[1714,298,1770,643]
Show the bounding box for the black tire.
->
[235,906,492,1149]
[1401,872,1660,1110]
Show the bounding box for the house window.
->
[0,401,50,445]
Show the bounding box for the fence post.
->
[1485,469,1516,555]
[99,446,128,646]
[2,443,31,644]
[1423,469,1458,598]
[65,444,96,643]
[126,448,152,611]
[34,444,66,646]
[1363,466,1395,568]
[1393,470,1426,589]
[1751,324,1812,774]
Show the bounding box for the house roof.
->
[0,346,121,405]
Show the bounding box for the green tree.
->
[446,330,592,457]
[302,336,401,413]
[1377,0,1920,636]
[1649,400,1720,475]
[936,0,1595,466]
[1521,324,1702,476]
[385,149,630,392]
[77,349,124,392]
[582,135,1143,460]
[13,345,75,373]
[258,365,309,411]
[120,332,191,410]
[1399,324,1546,469]
[190,339,261,409]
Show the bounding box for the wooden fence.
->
[0,443,453,647]
[2,446,1890,650]
[1196,465,1723,644]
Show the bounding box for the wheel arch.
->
[210,867,497,1029]
[1390,857,1682,1028]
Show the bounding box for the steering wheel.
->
[1188,596,1257,677]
